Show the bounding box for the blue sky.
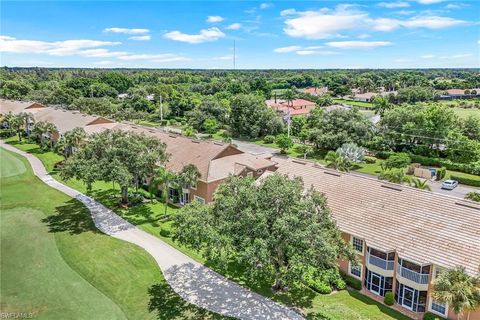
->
[1,1,479,69]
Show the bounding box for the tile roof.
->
[269,157,480,276]
[446,89,467,95]
[208,153,277,181]
[0,99,47,115]
[32,108,113,134]
[303,87,328,95]
[266,99,316,116]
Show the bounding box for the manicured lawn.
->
[353,159,383,176]
[3,138,409,320]
[451,107,480,119]
[333,98,374,108]
[0,147,226,319]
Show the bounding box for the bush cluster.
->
[423,312,447,320]
[159,228,172,237]
[451,175,480,187]
[436,167,446,180]
[303,267,346,294]
[465,192,480,202]
[340,272,362,290]
[363,156,377,164]
[127,192,144,206]
[263,135,275,144]
[384,292,394,305]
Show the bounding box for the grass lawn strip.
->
[0,147,227,320]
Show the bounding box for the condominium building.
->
[269,157,480,320]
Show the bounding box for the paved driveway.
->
[430,181,477,199]
[1,141,303,320]
[232,140,279,156]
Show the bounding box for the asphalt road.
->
[429,180,477,199]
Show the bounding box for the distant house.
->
[303,87,328,96]
[439,89,479,100]
[265,98,316,117]
[353,92,376,103]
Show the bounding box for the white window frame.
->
[351,236,364,255]
[429,298,448,317]
[348,261,362,279]
[194,195,205,204]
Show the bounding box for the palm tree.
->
[175,164,201,207]
[32,121,47,144]
[9,114,23,141]
[324,150,351,172]
[433,267,480,320]
[152,167,177,217]
[64,127,87,157]
[33,121,57,148]
[372,96,392,116]
[44,122,57,149]
[18,112,34,137]
[410,177,432,191]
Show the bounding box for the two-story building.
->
[269,157,480,320]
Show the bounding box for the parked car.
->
[441,180,459,190]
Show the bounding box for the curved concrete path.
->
[1,141,303,320]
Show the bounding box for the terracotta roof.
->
[266,99,316,116]
[0,99,47,115]
[112,124,243,181]
[33,108,113,134]
[269,157,480,276]
[446,89,466,95]
[303,87,328,95]
[208,153,277,181]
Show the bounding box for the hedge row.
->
[340,272,362,290]
[450,175,480,187]
[375,151,480,175]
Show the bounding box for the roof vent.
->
[191,140,200,144]
[169,134,177,138]
[381,184,403,192]
[324,171,341,177]
[149,130,155,133]
[455,201,480,211]
[292,159,306,165]
[213,142,223,146]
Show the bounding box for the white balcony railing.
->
[367,253,394,270]
[397,265,429,284]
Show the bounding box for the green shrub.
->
[384,291,394,306]
[341,272,362,290]
[436,167,446,180]
[303,267,346,294]
[465,192,480,202]
[375,151,395,160]
[451,175,480,187]
[263,135,275,144]
[0,129,14,138]
[382,153,411,170]
[423,312,446,320]
[409,154,480,175]
[159,228,171,237]
[334,278,346,290]
[364,156,377,164]
[128,192,144,206]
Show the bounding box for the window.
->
[430,299,447,316]
[352,236,364,253]
[350,263,362,278]
[194,195,205,204]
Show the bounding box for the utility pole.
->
[159,95,163,122]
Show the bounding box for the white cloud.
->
[273,45,302,53]
[260,3,272,9]
[282,5,467,39]
[79,48,128,58]
[417,0,445,4]
[0,36,121,56]
[280,9,297,16]
[128,35,151,41]
[326,41,393,49]
[283,7,368,39]
[296,50,316,55]
[403,16,466,28]
[207,16,224,23]
[226,23,242,30]
[164,27,225,43]
[396,10,416,15]
[104,27,150,35]
[439,53,472,59]
[378,2,410,8]
[94,60,115,66]
[421,54,436,58]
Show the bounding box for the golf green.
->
[0,147,26,178]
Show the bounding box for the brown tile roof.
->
[208,153,277,181]
[266,99,316,116]
[270,157,480,276]
[0,99,47,115]
[113,124,238,181]
[446,89,466,95]
[354,92,376,99]
[33,108,113,134]
[303,87,328,95]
